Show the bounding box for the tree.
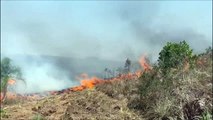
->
[1,57,23,102]
[205,46,212,55]
[158,40,196,74]
[124,58,131,73]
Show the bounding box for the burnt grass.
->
[1,52,212,120]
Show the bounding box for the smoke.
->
[7,55,79,94]
[2,1,211,60]
[113,1,211,61]
[1,1,212,93]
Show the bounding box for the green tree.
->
[1,57,23,101]
[158,40,196,74]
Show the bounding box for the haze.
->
[1,1,212,93]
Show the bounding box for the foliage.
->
[205,46,212,55]
[139,70,160,97]
[158,40,196,74]
[0,57,23,100]
[0,109,8,118]
[202,111,212,120]
[139,65,173,97]
[137,44,212,119]
[198,46,212,57]
[32,114,45,120]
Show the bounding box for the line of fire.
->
[0,56,151,103]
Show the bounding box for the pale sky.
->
[1,1,212,61]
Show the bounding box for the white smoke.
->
[2,1,212,94]
[7,56,79,94]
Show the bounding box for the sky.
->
[1,1,212,61]
[1,1,212,93]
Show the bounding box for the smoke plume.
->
[1,1,212,93]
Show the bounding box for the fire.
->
[1,55,151,103]
[81,77,101,89]
[0,79,16,102]
[139,56,152,71]
[40,55,151,95]
[71,71,142,92]
[8,79,16,85]
[71,74,104,91]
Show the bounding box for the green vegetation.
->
[1,57,23,101]
[202,111,212,120]
[1,41,212,120]
[32,114,45,120]
[0,109,8,118]
[158,40,197,75]
[138,41,212,119]
[96,41,212,119]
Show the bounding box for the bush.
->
[137,45,212,119]
[0,109,8,118]
[158,40,196,74]
[202,111,212,120]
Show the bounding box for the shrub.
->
[202,111,212,120]
[137,44,212,119]
[0,109,8,118]
[32,114,45,120]
[158,40,196,74]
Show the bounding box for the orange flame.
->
[71,74,104,91]
[70,72,141,92]
[139,56,151,71]
[8,79,16,85]
[0,79,16,103]
[55,55,150,93]
[1,55,151,102]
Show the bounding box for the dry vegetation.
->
[1,47,212,120]
[96,50,212,120]
[1,89,141,120]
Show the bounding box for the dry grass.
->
[1,50,212,120]
[62,89,141,120]
[95,78,143,115]
[137,52,212,119]
[93,52,212,119]
[1,89,142,120]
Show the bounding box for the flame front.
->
[48,55,151,94]
[139,56,152,71]
[71,74,104,91]
[1,55,151,102]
